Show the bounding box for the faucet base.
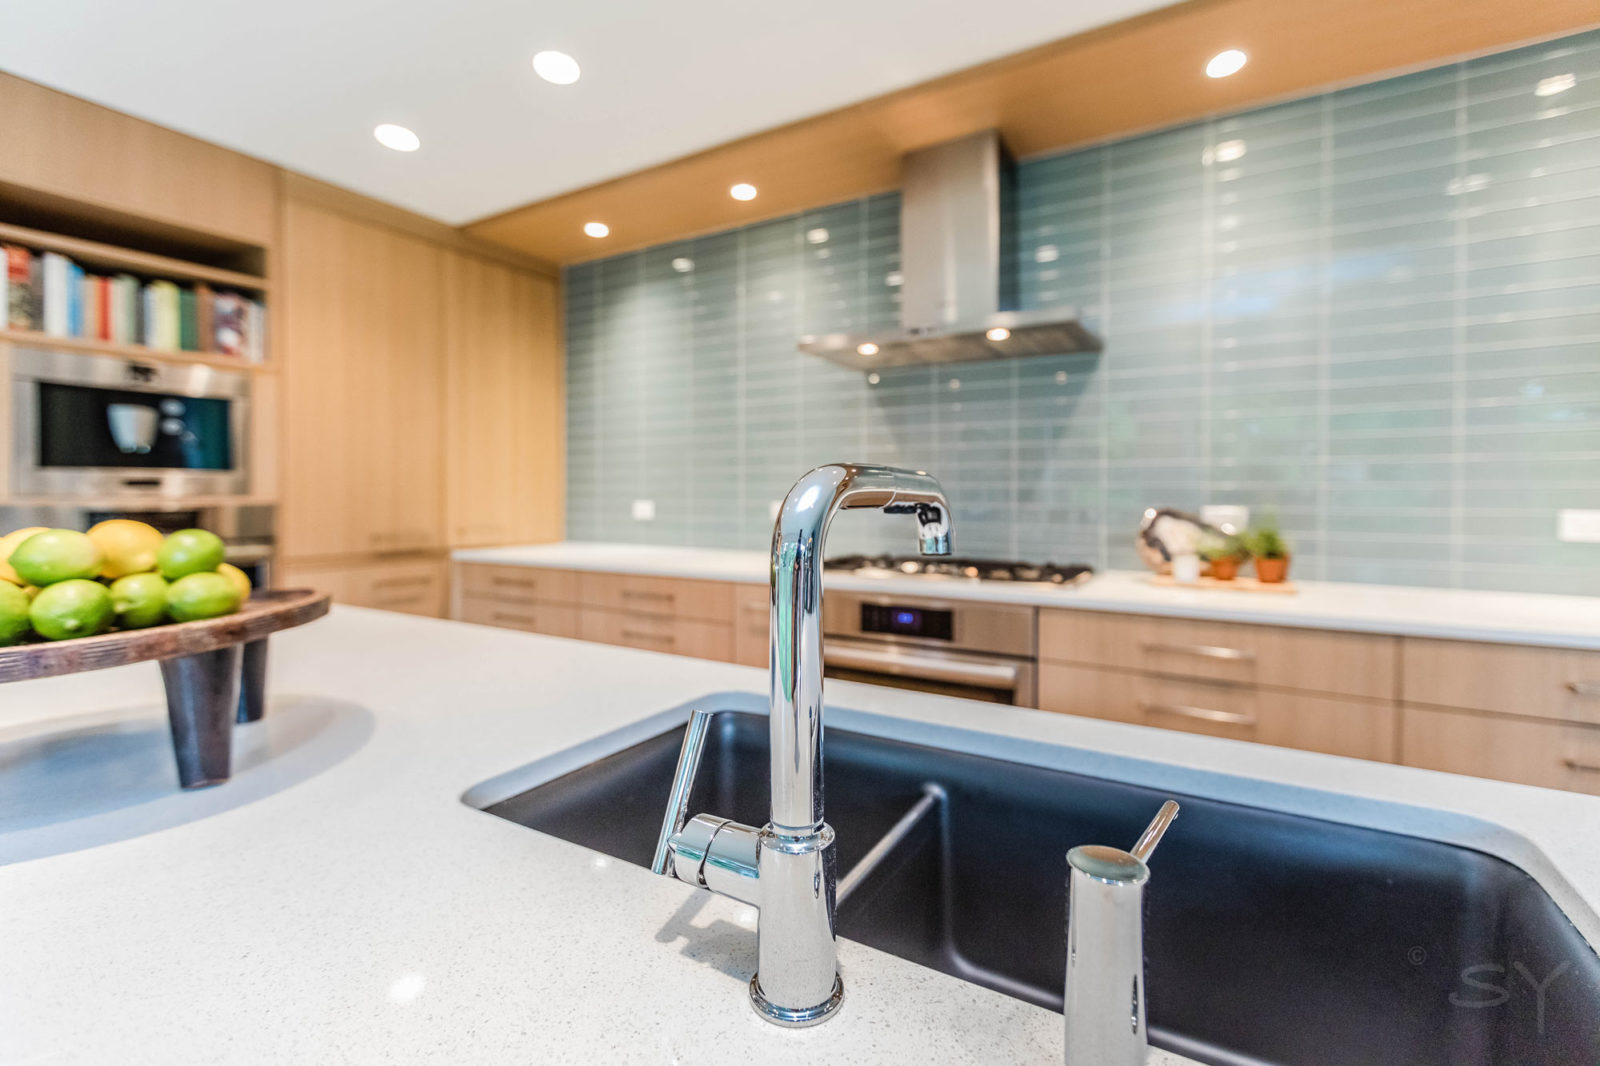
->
[749,972,844,1027]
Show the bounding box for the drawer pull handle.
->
[621,628,675,645]
[491,577,536,588]
[1567,681,1600,700]
[1141,641,1255,662]
[492,612,536,625]
[621,590,674,603]
[1140,701,1257,727]
[740,601,767,614]
[1564,759,1600,775]
[373,576,432,589]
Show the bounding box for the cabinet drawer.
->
[578,608,733,662]
[1039,609,1396,701]
[1039,663,1396,762]
[579,572,735,622]
[1402,639,1600,725]
[1402,705,1600,795]
[459,598,580,639]
[457,563,579,605]
[733,583,769,668]
[281,558,446,618]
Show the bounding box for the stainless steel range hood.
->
[798,130,1101,370]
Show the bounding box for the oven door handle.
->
[825,644,1020,690]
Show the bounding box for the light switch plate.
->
[1557,509,1600,543]
[631,499,656,522]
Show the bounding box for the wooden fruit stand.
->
[0,589,330,789]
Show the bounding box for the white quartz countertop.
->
[4,608,1600,1064]
[455,542,1600,650]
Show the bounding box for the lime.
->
[88,519,165,579]
[9,530,104,587]
[0,581,31,645]
[29,579,114,641]
[167,572,241,623]
[110,572,169,629]
[156,529,226,580]
[217,562,252,603]
[0,526,48,585]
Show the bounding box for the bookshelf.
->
[0,221,269,293]
[0,328,271,372]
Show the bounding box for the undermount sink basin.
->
[470,696,1600,1066]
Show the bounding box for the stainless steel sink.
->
[469,698,1600,1066]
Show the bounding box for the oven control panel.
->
[860,603,953,642]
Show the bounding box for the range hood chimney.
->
[798,130,1101,369]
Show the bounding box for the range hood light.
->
[856,342,880,356]
[986,327,1010,342]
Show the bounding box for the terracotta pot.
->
[1254,554,1290,583]
[1206,556,1241,581]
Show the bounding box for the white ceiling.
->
[0,0,1175,225]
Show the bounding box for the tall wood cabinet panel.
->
[444,252,563,548]
[281,201,446,561]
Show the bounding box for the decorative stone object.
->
[1137,508,1225,575]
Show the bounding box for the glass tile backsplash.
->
[564,29,1600,594]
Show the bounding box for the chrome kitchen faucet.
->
[651,464,952,1026]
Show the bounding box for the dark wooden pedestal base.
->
[159,645,244,789]
[237,639,269,724]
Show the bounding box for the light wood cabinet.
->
[279,557,447,618]
[444,252,563,549]
[0,73,279,247]
[577,572,736,622]
[1039,609,1398,701]
[578,608,733,661]
[459,598,580,639]
[457,563,580,604]
[1401,705,1600,796]
[734,583,769,668]
[1039,662,1397,762]
[281,201,446,561]
[1402,638,1600,725]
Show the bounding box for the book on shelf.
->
[0,237,266,361]
[2,245,40,331]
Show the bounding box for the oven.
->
[10,347,251,498]
[822,591,1037,706]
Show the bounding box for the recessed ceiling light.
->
[857,342,880,356]
[986,327,1011,342]
[1206,49,1248,78]
[583,221,610,238]
[730,183,758,201]
[533,51,581,85]
[1535,73,1576,97]
[373,124,420,152]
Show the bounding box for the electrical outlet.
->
[1557,509,1600,543]
[631,499,656,522]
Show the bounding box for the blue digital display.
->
[895,610,918,626]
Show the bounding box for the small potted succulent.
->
[1244,518,1291,584]
[1198,532,1245,581]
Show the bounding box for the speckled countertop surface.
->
[3,607,1599,1064]
[455,541,1600,650]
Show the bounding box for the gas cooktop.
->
[825,555,1094,586]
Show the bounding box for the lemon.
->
[156,529,226,580]
[217,562,252,603]
[9,530,104,587]
[110,572,169,629]
[0,526,48,585]
[167,572,241,623]
[29,579,114,641]
[0,581,30,645]
[88,519,165,579]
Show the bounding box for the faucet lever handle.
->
[651,709,715,875]
[1130,800,1180,863]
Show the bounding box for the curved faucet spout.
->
[769,464,953,830]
